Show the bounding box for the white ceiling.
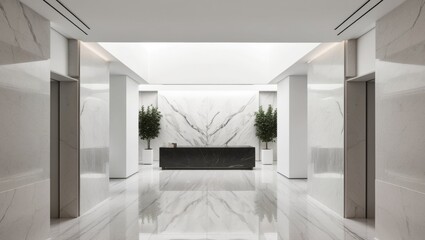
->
[98,43,320,84]
[22,0,404,42]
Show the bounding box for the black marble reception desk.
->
[159,146,255,169]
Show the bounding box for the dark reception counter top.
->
[159,146,255,170]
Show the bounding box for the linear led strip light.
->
[335,0,384,36]
[43,0,90,35]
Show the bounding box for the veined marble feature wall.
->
[0,0,50,239]
[79,44,110,214]
[307,42,345,216]
[376,1,425,239]
[158,91,259,158]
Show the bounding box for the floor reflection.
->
[50,162,375,240]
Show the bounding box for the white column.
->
[277,76,307,178]
[110,75,139,178]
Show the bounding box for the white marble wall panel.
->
[79,44,110,214]
[158,91,260,159]
[307,42,345,216]
[259,91,277,160]
[0,0,50,239]
[0,180,50,240]
[375,0,425,239]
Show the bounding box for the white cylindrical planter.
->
[261,149,273,165]
[142,149,154,165]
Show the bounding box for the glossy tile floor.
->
[50,162,375,240]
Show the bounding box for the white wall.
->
[50,29,68,76]
[357,29,376,76]
[277,76,307,178]
[126,78,139,175]
[110,75,139,178]
[277,78,290,176]
[100,43,149,81]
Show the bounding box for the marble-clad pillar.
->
[375,0,425,239]
[277,76,307,179]
[110,75,139,178]
[0,0,50,239]
[79,43,110,215]
[307,42,345,216]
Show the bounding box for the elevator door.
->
[50,80,59,218]
[366,80,375,218]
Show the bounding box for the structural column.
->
[277,75,307,178]
[110,75,139,178]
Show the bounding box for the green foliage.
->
[139,105,162,149]
[254,105,277,149]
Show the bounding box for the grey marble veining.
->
[79,43,110,215]
[48,163,376,240]
[307,42,345,216]
[375,0,425,239]
[158,91,260,159]
[0,0,50,239]
[0,0,49,65]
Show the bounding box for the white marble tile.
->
[79,43,110,215]
[0,180,50,240]
[0,1,50,239]
[307,42,345,216]
[48,163,377,240]
[375,0,425,239]
[0,0,49,65]
[376,180,425,240]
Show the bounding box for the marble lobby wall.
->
[375,0,425,239]
[157,91,260,159]
[139,91,273,161]
[0,0,50,239]
[79,44,110,214]
[307,42,345,216]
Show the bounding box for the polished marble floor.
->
[49,162,375,240]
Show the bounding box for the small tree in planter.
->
[139,105,162,164]
[255,105,277,165]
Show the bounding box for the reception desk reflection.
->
[139,165,278,240]
[50,164,373,239]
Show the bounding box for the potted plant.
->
[139,105,162,165]
[254,105,277,165]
